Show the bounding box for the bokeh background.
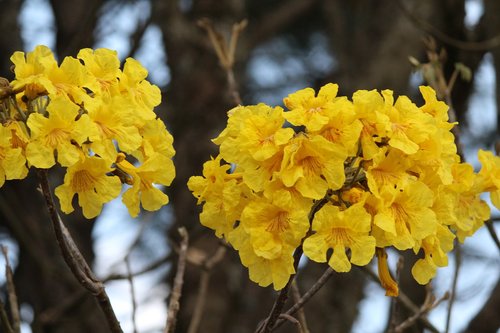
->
[0,0,499,332]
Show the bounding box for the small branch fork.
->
[198,18,247,106]
[36,169,123,333]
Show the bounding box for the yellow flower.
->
[77,48,121,96]
[134,118,175,161]
[303,203,375,272]
[365,147,412,197]
[43,56,92,104]
[316,98,363,156]
[373,180,437,250]
[419,86,450,123]
[284,83,339,132]
[241,193,309,260]
[26,95,96,168]
[476,149,500,209]
[411,224,455,285]
[54,155,122,218]
[85,96,142,162]
[119,58,160,121]
[280,133,347,199]
[10,45,57,99]
[228,225,296,290]
[188,155,248,237]
[352,89,390,160]
[0,125,28,187]
[118,153,175,217]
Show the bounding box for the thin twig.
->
[359,266,440,333]
[256,247,304,333]
[258,195,330,333]
[164,227,189,333]
[187,245,226,333]
[445,243,461,333]
[278,314,304,333]
[198,19,247,106]
[485,220,500,253]
[1,246,20,333]
[395,286,449,333]
[290,280,310,333]
[388,256,404,331]
[273,267,334,330]
[396,0,500,51]
[0,299,14,333]
[125,256,138,333]
[103,253,169,282]
[36,169,123,333]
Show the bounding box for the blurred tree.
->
[0,0,498,332]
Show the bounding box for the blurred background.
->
[0,0,499,332]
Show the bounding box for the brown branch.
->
[187,245,226,333]
[1,246,19,333]
[290,280,310,333]
[103,253,169,282]
[278,314,304,333]
[445,243,462,333]
[198,19,247,105]
[394,286,449,333]
[164,227,189,333]
[396,0,500,51]
[125,13,153,60]
[36,169,123,333]
[125,256,138,333]
[485,220,500,253]
[0,298,14,333]
[359,266,440,333]
[256,246,304,333]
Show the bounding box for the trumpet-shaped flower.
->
[118,153,175,217]
[228,226,296,290]
[54,155,122,218]
[476,149,500,209]
[26,96,96,168]
[241,193,309,260]
[280,133,347,199]
[373,181,437,250]
[0,125,28,187]
[188,155,248,237]
[284,83,339,132]
[303,203,375,272]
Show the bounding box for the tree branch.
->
[36,169,123,333]
[164,227,189,333]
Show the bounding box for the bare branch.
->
[164,227,189,333]
[278,314,304,333]
[0,298,14,333]
[36,169,123,333]
[125,256,138,333]
[485,220,500,253]
[1,246,20,333]
[187,245,226,333]
[445,243,462,333]
[396,0,500,51]
[359,266,440,333]
[290,280,310,333]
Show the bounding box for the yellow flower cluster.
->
[189,83,500,292]
[0,45,175,218]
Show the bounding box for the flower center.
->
[71,170,97,192]
[266,211,290,233]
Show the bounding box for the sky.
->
[3,0,499,332]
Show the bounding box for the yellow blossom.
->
[280,133,347,199]
[303,203,375,272]
[241,193,309,260]
[0,125,28,187]
[118,153,175,217]
[26,95,96,168]
[54,155,122,218]
[284,83,339,132]
[228,225,296,290]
